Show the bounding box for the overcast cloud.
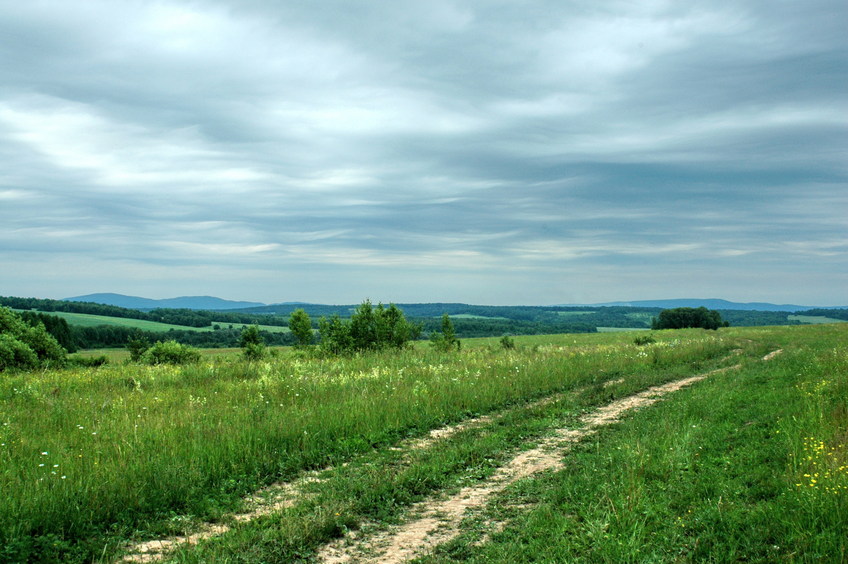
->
[1,0,846,305]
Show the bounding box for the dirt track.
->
[121,351,783,563]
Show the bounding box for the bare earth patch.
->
[317,366,741,564]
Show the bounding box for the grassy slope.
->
[424,324,848,563]
[22,310,291,334]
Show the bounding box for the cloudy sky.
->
[1,0,846,306]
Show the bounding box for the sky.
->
[1,0,846,306]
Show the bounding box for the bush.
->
[142,340,201,365]
[633,334,656,346]
[67,355,109,367]
[500,335,516,349]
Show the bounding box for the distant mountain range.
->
[63,293,266,311]
[61,293,844,312]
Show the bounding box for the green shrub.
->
[633,334,656,346]
[500,335,516,349]
[142,340,201,365]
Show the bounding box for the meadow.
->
[0,324,845,562]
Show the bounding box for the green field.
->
[1,325,845,562]
[552,310,596,316]
[21,310,213,332]
[789,314,847,324]
[442,314,510,320]
[19,310,291,334]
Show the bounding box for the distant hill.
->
[576,299,840,312]
[63,293,266,311]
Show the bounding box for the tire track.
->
[317,365,741,563]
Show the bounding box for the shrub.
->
[500,335,516,349]
[142,340,201,365]
[633,334,656,346]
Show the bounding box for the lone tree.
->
[239,325,265,360]
[651,307,728,330]
[430,313,461,352]
[288,308,314,348]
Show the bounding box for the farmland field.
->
[789,314,847,325]
[17,310,291,334]
[1,324,845,562]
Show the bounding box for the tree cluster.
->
[651,307,728,330]
[317,301,420,355]
[0,307,66,372]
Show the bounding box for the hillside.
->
[63,293,266,311]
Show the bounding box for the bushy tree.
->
[431,313,461,352]
[239,325,265,360]
[0,307,66,372]
[651,307,728,330]
[289,309,314,348]
[318,314,352,355]
[126,335,152,362]
[142,340,201,365]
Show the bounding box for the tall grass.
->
[433,324,847,563]
[0,330,733,561]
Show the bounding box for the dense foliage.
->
[652,307,728,330]
[318,301,420,355]
[0,307,66,371]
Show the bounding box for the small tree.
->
[288,309,314,348]
[239,325,265,360]
[318,314,353,355]
[431,313,460,352]
[127,335,152,362]
[500,335,516,349]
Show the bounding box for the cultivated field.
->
[1,325,845,562]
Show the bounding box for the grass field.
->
[16,310,214,332]
[1,324,845,562]
[19,310,291,334]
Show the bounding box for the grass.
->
[20,310,214,332]
[0,325,845,562]
[422,324,848,563]
[18,310,293,334]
